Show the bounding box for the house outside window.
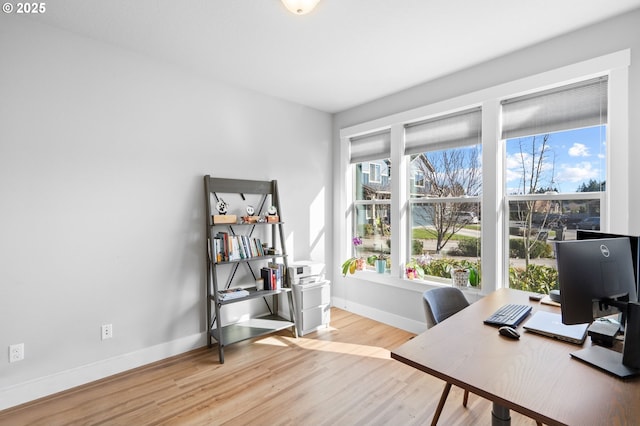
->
[350,131,392,271]
[413,171,425,189]
[369,163,381,183]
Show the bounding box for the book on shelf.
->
[260,267,275,291]
[214,232,229,262]
[218,288,250,301]
[212,231,266,262]
[261,263,285,290]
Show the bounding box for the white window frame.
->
[413,170,425,188]
[338,50,630,294]
[369,163,381,183]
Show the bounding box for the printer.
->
[288,261,325,284]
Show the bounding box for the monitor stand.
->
[571,301,640,379]
[571,346,639,378]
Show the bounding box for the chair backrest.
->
[423,287,470,329]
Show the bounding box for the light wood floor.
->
[0,308,537,425]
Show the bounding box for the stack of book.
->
[218,288,250,301]
[260,263,285,290]
[212,232,265,262]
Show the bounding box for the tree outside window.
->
[409,145,482,286]
[506,126,606,293]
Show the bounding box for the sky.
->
[505,125,606,194]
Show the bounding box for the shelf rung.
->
[210,315,296,345]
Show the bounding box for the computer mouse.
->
[499,326,520,340]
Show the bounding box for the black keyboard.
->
[484,304,532,327]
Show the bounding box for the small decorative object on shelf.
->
[213,198,237,224]
[255,278,264,291]
[213,214,237,224]
[216,199,229,214]
[242,205,260,223]
[266,205,279,222]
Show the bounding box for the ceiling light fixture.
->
[281,0,321,15]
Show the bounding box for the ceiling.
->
[29,0,640,113]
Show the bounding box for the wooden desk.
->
[391,288,640,426]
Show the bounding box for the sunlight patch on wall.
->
[309,187,325,260]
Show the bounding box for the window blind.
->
[404,107,481,155]
[349,130,391,163]
[501,76,608,140]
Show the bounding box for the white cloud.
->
[504,151,556,192]
[568,143,590,157]
[557,161,600,183]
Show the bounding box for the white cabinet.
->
[293,280,331,336]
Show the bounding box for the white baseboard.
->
[0,332,207,411]
[332,297,425,334]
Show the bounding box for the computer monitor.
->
[557,238,637,324]
[555,238,640,377]
[577,230,640,296]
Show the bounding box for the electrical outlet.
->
[101,324,113,340]
[9,343,24,363]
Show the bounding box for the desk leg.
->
[492,402,511,426]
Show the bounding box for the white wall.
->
[331,9,640,330]
[0,17,332,409]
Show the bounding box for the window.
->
[350,131,392,271]
[339,51,628,293]
[369,163,381,183]
[502,77,607,293]
[413,171,425,188]
[404,108,482,285]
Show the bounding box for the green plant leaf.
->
[342,258,357,276]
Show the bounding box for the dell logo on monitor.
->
[600,244,610,257]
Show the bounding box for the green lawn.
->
[412,228,477,241]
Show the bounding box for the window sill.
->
[343,270,483,300]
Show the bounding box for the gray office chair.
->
[423,288,543,426]
[422,287,471,425]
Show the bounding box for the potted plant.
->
[452,268,470,287]
[364,242,389,273]
[341,236,365,276]
[451,261,480,287]
[405,259,424,280]
[365,253,384,274]
[375,255,387,273]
